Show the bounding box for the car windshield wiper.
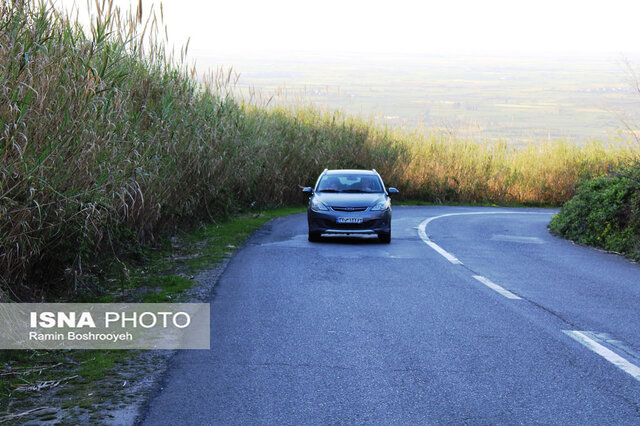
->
[341,189,379,193]
[318,189,341,193]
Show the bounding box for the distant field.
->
[195,50,640,144]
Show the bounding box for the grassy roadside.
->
[0,206,304,422]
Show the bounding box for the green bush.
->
[549,165,640,260]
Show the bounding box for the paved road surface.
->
[141,206,640,424]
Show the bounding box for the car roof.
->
[324,169,377,175]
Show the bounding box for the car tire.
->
[308,231,321,242]
[378,231,391,244]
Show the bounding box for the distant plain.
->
[196,50,640,144]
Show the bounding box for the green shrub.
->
[549,165,640,260]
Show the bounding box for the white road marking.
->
[563,330,640,382]
[417,216,462,264]
[417,211,553,264]
[472,275,522,300]
[417,221,462,264]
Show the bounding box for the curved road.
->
[141,206,640,424]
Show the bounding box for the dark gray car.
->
[302,169,399,243]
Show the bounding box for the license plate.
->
[337,217,363,224]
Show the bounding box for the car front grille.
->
[331,206,368,212]
[318,219,385,230]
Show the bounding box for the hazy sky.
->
[59,0,640,56]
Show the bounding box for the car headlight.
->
[310,198,329,212]
[371,198,391,211]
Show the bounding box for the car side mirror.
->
[388,187,399,195]
[302,187,313,194]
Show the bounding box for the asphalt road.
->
[141,206,640,424]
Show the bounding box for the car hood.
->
[314,192,386,208]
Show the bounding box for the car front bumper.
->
[307,209,391,235]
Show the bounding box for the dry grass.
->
[0,0,637,300]
[401,133,637,205]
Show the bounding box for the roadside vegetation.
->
[1,0,639,301]
[549,164,640,261]
[0,206,303,420]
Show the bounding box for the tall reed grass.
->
[0,0,637,300]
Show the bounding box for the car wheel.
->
[308,231,321,242]
[378,231,391,244]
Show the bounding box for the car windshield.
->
[317,174,384,193]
